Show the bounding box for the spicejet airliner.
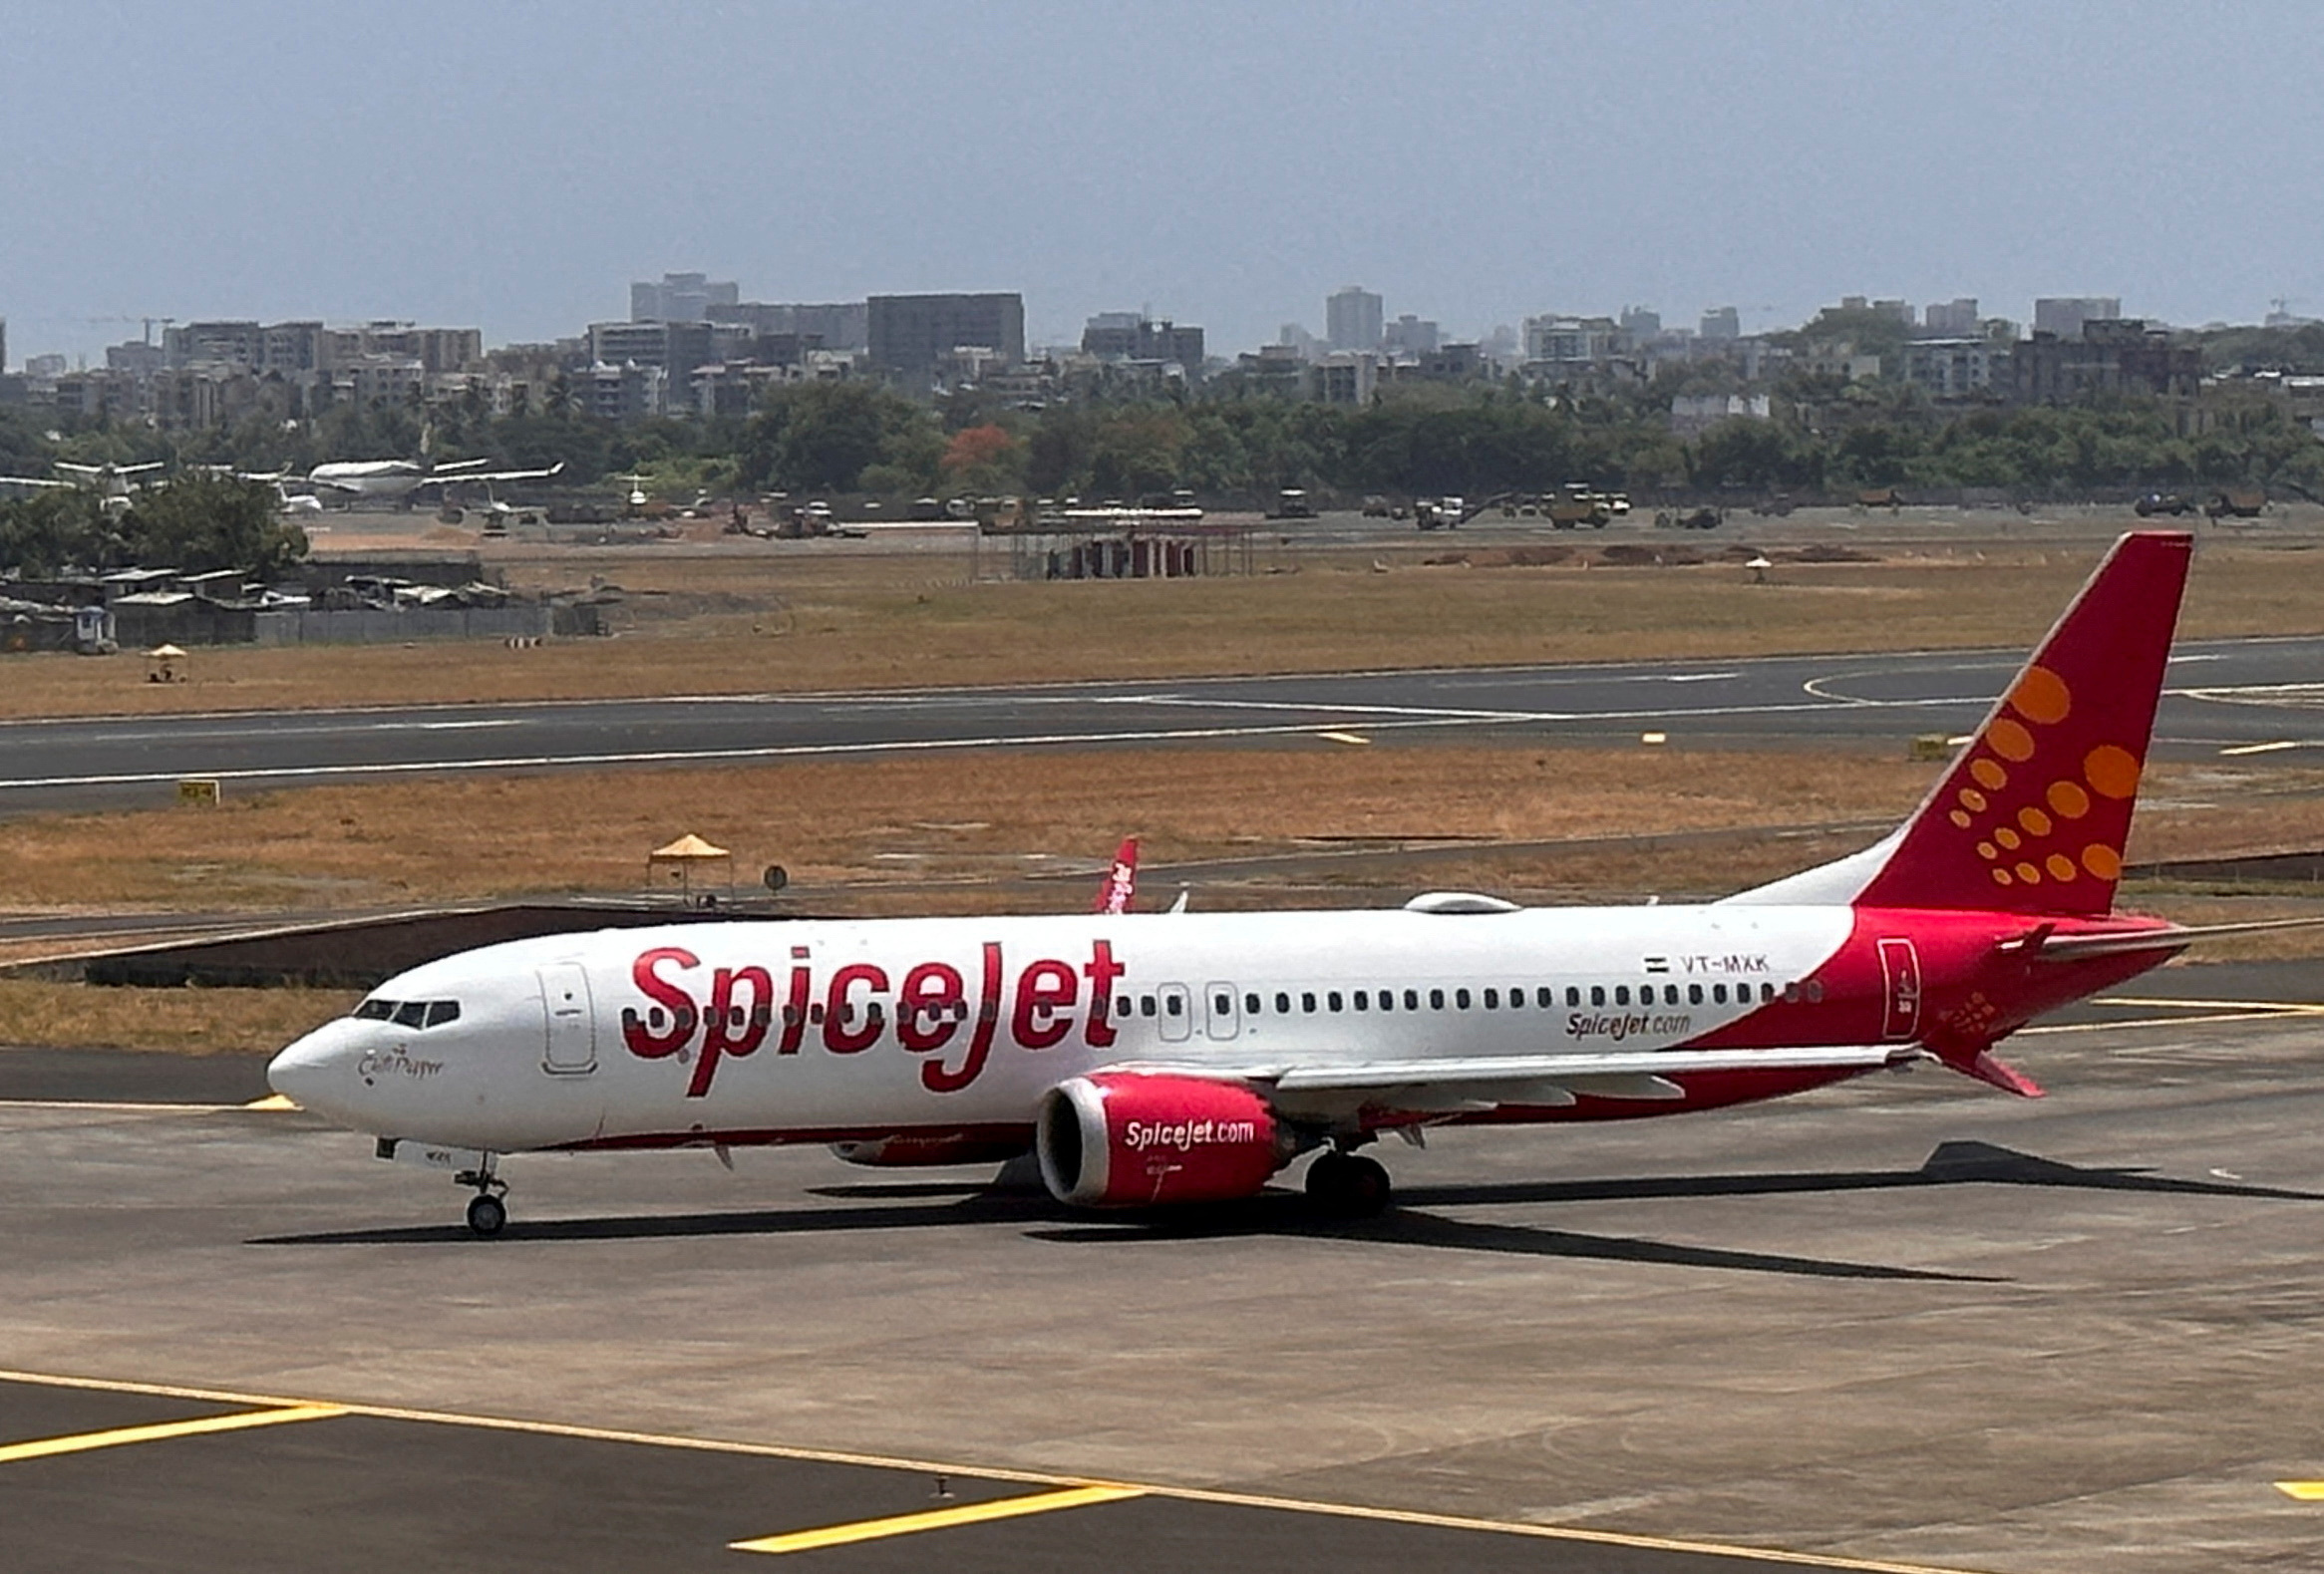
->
[271,531,2287,1236]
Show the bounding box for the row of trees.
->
[0,474,306,579]
[9,376,2324,535]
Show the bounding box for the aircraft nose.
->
[267,1019,359,1111]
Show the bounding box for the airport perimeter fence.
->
[251,605,552,645]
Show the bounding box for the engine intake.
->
[1035,1073,1287,1207]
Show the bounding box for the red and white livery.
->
[271,532,2264,1235]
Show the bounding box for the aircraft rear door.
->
[1876,938,1922,1042]
[538,962,596,1074]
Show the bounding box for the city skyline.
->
[5,0,2323,365]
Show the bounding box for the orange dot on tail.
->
[2086,745,2140,799]
[1995,827,2021,850]
[2019,806,2053,837]
[2083,843,2123,879]
[2047,780,2091,819]
[1992,868,2013,886]
[1958,787,1988,812]
[2014,861,2042,884]
[2011,666,2072,726]
[2046,853,2078,881]
[1949,809,1972,828]
[1977,841,1998,860]
[1970,759,2008,791]
[1988,719,2036,762]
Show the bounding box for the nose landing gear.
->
[1305,1147,1392,1217]
[456,1159,508,1237]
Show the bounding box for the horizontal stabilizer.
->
[2024,914,2324,961]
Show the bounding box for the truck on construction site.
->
[1414,494,1470,530]
[2205,487,2266,519]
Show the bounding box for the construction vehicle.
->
[2204,487,2266,519]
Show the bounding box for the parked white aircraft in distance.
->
[0,460,165,513]
[270,532,2314,1237]
[302,457,564,499]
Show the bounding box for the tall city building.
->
[1699,305,1742,340]
[708,300,869,351]
[1382,314,1440,355]
[1080,312,1205,371]
[866,293,1025,375]
[1923,298,1980,335]
[1326,286,1384,351]
[2032,297,2122,341]
[631,272,741,323]
[0,316,7,374]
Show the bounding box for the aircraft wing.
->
[0,474,70,490]
[2019,915,2324,962]
[417,462,564,488]
[1120,1045,1908,1119]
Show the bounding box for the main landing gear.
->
[1305,1147,1392,1218]
[457,1157,508,1238]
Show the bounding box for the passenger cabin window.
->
[1245,993,1261,1015]
[1590,986,1605,1007]
[1327,991,1344,1012]
[1353,991,1368,1011]
[1429,988,1446,1010]
[1141,996,1158,1017]
[1404,989,1420,1011]
[1301,992,1317,1014]
[1455,988,1472,1010]
[1613,986,1629,1007]
[1483,988,1498,1009]
[1164,995,1182,1017]
[1213,992,1232,1016]
[1276,992,1291,1015]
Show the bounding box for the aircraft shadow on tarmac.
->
[249,1141,2319,1283]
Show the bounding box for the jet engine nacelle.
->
[1035,1073,1287,1207]
[830,1134,1032,1168]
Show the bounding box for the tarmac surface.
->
[1,634,2322,813]
[3,961,2323,1572]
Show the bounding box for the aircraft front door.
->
[538,962,596,1074]
[1157,983,1192,1044]
[1204,981,1240,1041]
[1876,938,1922,1042]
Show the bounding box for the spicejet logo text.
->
[620,939,1124,1098]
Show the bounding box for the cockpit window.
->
[355,998,463,1030]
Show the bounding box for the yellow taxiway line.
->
[2276,1481,2324,1501]
[0,1405,343,1465]
[731,1485,1146,1555]
[0,1366,1987,1574]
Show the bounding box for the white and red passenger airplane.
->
[271,531,2285,1236]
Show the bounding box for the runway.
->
[3,962,2322,1572]
[2,635,2322,812]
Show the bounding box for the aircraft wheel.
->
[1306,1151,1392,1217]
[466,1193,507,1238]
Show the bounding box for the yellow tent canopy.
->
[650,833,729,859]
[648,833,735,903]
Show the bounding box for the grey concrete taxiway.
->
[3,962,2323,1572]
[2,635,2322,814]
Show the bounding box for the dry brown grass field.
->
[0,980,359,1056]
[2,532,2320,720]
[6,743,2320,1054]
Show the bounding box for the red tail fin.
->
[1852,531,2191,915]
[1093,837,1139,914]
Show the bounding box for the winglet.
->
[1093,837,1139,914]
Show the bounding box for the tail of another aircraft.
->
[1093,837,1139,914]
[1727,531,2192,916]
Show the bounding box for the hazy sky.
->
[6,0,2322,364]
